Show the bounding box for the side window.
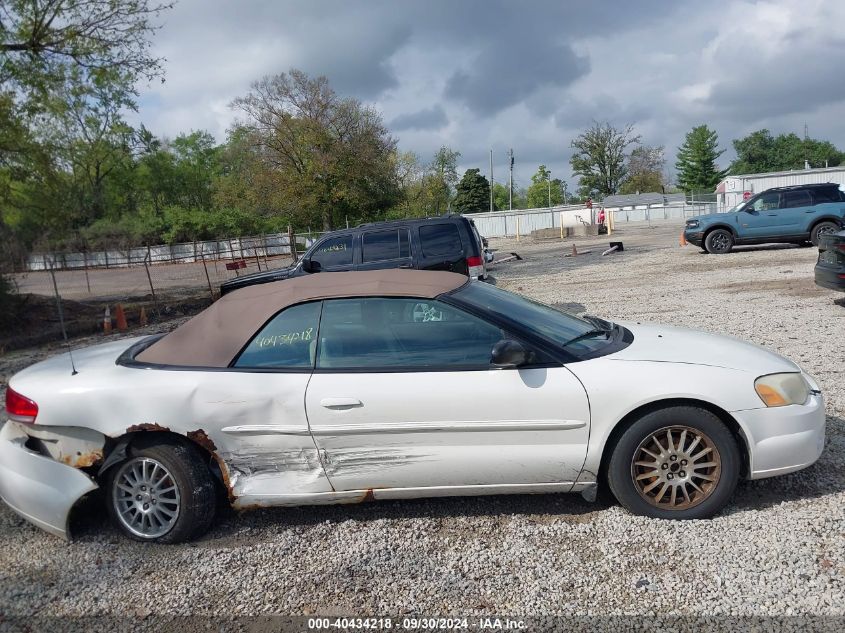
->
[419,223,463,257]
[362,229,410,262]
[311,235,353,269]
[812,188,844,204]
[782,190,812,208]
[317,297,505,369]
[233,302,321,368]
[752,193,780,211]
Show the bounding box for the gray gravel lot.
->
[0,220,843,623]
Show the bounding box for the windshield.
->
[451,282,612,354]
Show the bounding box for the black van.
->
[220,215,489,295]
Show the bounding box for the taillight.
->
[466,255,483,268]
[6,387,38,423]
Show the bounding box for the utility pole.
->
[548,170,552,208]
[489,149,494,212]
[508,148,514,211]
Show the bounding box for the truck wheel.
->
[704,229,734,254]
[607,406,740,520]
[811,221,839,246]
[105,437,216,543]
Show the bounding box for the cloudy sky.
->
[131,0,845,190]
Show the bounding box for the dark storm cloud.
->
[390,106,448,131]
[445,42,589,116]
[136,0,845,187]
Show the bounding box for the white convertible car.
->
[0,270,826,543]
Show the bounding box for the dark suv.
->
[221,215,489,295]
[684,183,845,254]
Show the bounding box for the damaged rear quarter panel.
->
[10,363,334,501]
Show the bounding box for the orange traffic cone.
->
[114,303,128,331]
[680,232,687,246]
[139,306,148,327]
[103,307,112,334]
[571,243,578,257]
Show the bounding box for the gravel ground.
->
[0,220,843,626]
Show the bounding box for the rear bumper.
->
[732,393,826,479]
[814,264,845,292]
[0,422,98,539]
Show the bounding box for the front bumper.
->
[684,230,704,247]
[0,422,98,539]
[732,392,826,479]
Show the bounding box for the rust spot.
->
[211,452,237,503]
[361,488,375,502]
[186,429,217,452]
[60,449,104,469]
[127,423,170,433]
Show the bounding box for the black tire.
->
[607,406,740,520]
[704,228,734,254]
[810,221,839,246]
[105,437,216,543]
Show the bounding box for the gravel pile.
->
[0,221,842,621]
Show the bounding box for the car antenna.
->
[48,259,78,376]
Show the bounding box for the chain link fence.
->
[3,231,327,351]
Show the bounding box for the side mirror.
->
[301,257,320,273]
[491,339,530,368]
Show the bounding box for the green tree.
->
[675,125,728,193]
[491,182,510,211]
[619,145,665,194]
[453,168,491,213]
[570,121,640,198]
[429,146,460,214]
[731,130,845,174]
[232,69,400,231]
[526,164,563,208]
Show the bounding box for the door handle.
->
[320,397,363,409]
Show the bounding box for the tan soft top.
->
[136,269,467,367]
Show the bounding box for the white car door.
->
[304,296,591,494]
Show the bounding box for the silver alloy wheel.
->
[710,232,731,252]
[817,224,836,237]
[112,457,180,539]
[631,425,722,510]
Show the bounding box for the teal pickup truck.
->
[684,183,845,254]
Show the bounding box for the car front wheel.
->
[704,229,734,254]
[810,221,839,246]
[607,406,740,520]
[105,437,217,543]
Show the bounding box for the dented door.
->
[305,367,591,492]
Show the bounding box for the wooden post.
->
[288,225,298,263]
[143,253,160,318]
[200,249,214,301]
[559,211,564,240]
[516,216,521,241]
[83,251,91,294]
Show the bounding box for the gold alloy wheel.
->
[631,425,722,510]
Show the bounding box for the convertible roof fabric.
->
[135,269,467,367]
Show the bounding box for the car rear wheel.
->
[607,406,740,520]
[811,221,839,246]
[105,438,216,543]
[704,229,734,254]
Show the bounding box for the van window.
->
[419,223,462,256]
[362,229,410,262]
[311,235,353,269]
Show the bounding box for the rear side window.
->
[419,223,463,256]
[233,302,321,368]
[312,235,353,269]
[362,229,410,262]
[812,188,845,204]
[782,190,812,208]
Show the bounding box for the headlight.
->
[754,373,810,407]
[686,220,700,229]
